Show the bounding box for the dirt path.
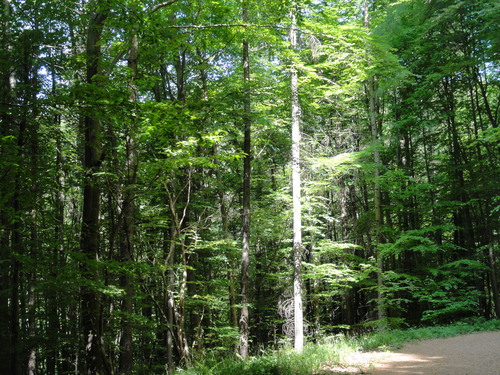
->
[320,331,500,375]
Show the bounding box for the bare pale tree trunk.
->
[162,226,175,374]
[239,0,251,360]
[164,175,192,367]
[290,2,304,353]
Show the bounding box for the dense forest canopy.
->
[0,0,498,374]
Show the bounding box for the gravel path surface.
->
[320,331,500,375]
[367,331,500,375]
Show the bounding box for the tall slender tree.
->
[363,0,386,325]
[118,29,139,375]
[239,0,252,360]
[80,2,111,373]
[290,1,304,353]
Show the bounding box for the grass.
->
[175,319,500,375]
[359,318,500,351]
[177,342,350,375]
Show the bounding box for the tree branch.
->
[151,0,181,14]
[164,23,287,30]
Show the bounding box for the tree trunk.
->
[11,58,24,375]
[80,5,111,375]
[44,56,64,375]
[118,32,139,375]
[290,2,304,353]
[24,25,40,375]
[364,0,386,326]
[473,68,497,129]
[164,175,192,367]
[487,238,500,318]
[162,227,175,374]
[219,188,238,329]
[239,0,251,360]
[0,1,16,372]
[369,77,386,324]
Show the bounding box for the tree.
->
[80,2,111,373]
[363,0,387,327]
[118,29,139,375]
[290,1,304,354]
[239,0,252,360]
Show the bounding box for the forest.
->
[0,0,499,374]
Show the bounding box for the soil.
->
[319,331,500,375]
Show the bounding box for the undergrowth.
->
[360,318,500,350]
[175,319,500,375]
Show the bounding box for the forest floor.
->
[318,330,500,375]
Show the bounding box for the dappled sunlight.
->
[371,353,445,374]
[316,352,445,374]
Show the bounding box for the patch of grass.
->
[176,319,500,375]
[175,337,360,375]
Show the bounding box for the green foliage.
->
[309,151,368,177]
[417,260,488,323]
[360,319,500,351]
[2,0,499,373]
[175,338,356,375]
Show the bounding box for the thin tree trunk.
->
[118,32,139,375]
[0,209,10,375]
[487,235,500,318]
[177,237,190,364]
[164,175,192,366]
[290,2,304,353]
[473,68,497,128]
[368,77,386,323]
[11,211,21,375]
[219,188,238,328]
[44,55,64,375]
[421,121,442,246]
[80,5,111,375]
[11,60,24,375]
[27,133,38,375]
[363,0,386,326]
[239,0,251,360]
[162,226,175,374]
[0,6,11,369]
[1,1,21,372]
[0,222,10,375]
[25,25,40,375]
[467,79,500,318]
